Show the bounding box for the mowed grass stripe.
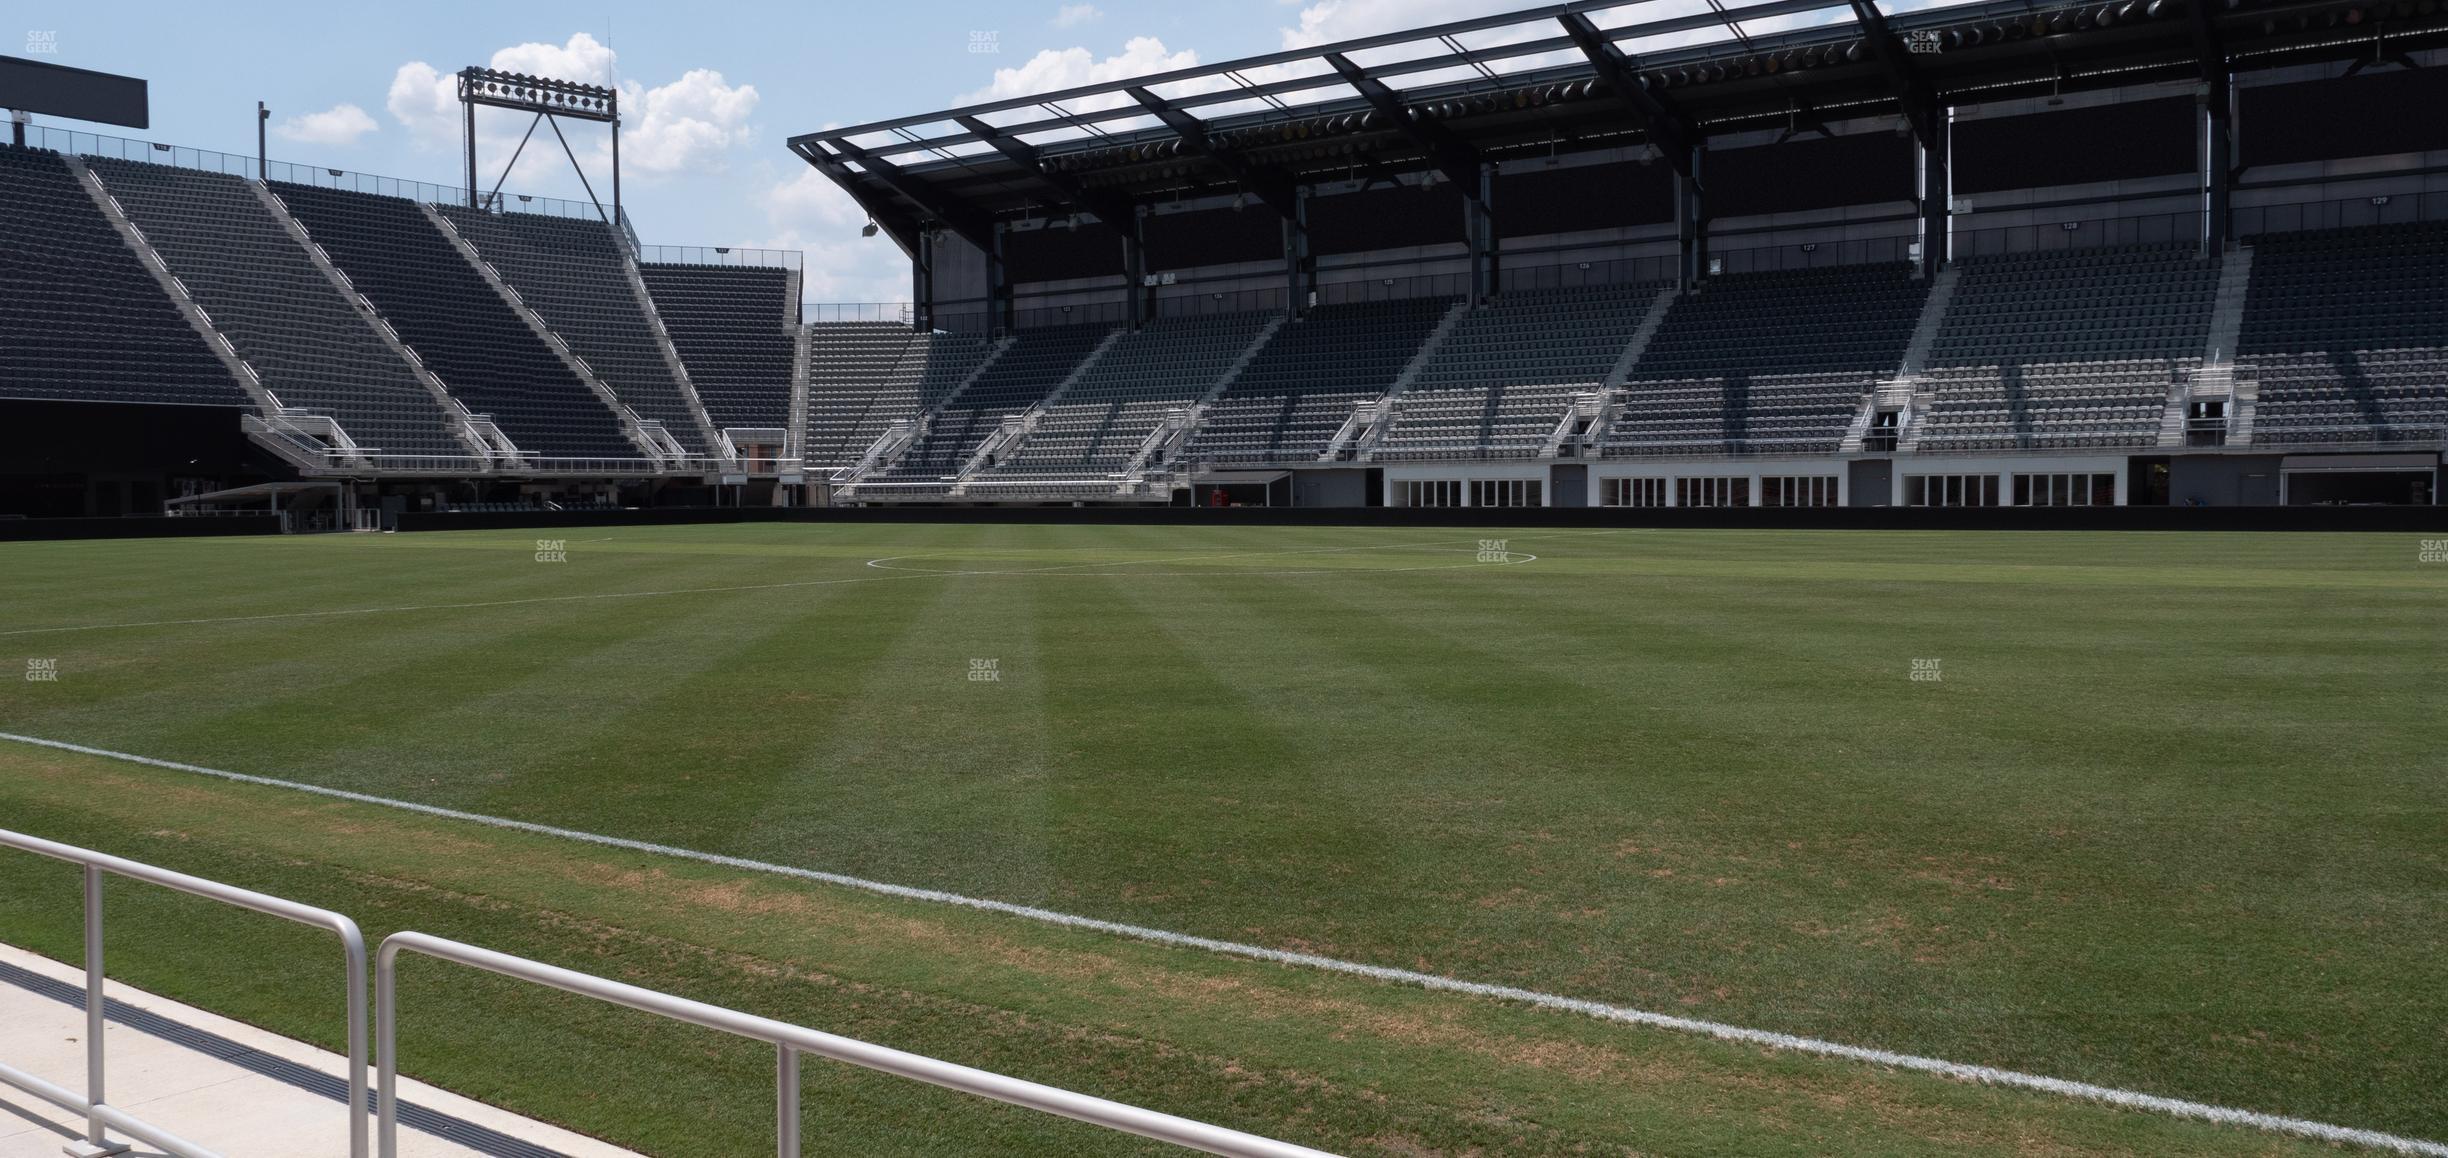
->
[1046,569,1406,941]
[729,531,1069,897]
[455,568,946,843]
[136,554,777,795]
[1,525,2440,1142]
[0,747,2392,1157]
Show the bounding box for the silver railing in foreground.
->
[376,931,1341,1158]
[0,829,369,1158]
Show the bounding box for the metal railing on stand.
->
[377,931,1338,1158]
[0,829,369,1158]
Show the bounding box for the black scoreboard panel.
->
[1707,132,1916,216]
[1145,204,1283,270]
[1498,160,1674,237]
[1004,221,1124,284]
[1306,180,1468,255]
[1953,97,2197,194]
[0,57,149,128]
[2242,68,2448,167]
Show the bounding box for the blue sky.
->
[14,0,1551,304]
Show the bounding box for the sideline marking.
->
[0,731,2438,1156]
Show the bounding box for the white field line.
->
[0,536,1542,638]
[1,731,2439,1156]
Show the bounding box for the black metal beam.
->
[1558,12,1698,180]
[2187,0,2225,80]
[953,114,1140,232]
[1323,52,1485,196]
[785,143,927,257]
[2192,0,2233,250]
[790,0,1846,158]
[1123,86,1299,220]
[1847,0,1938,147]
[809,140,995,254]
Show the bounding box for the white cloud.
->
[385,32,754,186]
[1279,0,1533,49]
[385,34,620,145]
[621,69,759,174]
[385,60,459,147]
[489,31,618,87]
[274,103,377,147]
[753,167,912,305]
[1053,4,1102,28]
[958,35,1198,105]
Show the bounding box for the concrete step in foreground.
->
[0,943,638,1158]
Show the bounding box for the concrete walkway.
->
[0,943,638,1158]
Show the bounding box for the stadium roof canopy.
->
[789,0,2444,249]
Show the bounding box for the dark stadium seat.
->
[1184,297,1456,464]
[437,208,709,452]
[969,311,1277,492]
[1374,283,1666,460]
[803,323,994,469]
[1914,243,2214,453]
[637,262,798,432]
[862,322,1116,490]
[89,158,471,461]
[1604,264,1927,457]
[0,147,245,409]
[270,182,639,460]
[2237,221,2448,445]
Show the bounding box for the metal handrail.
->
[376,931,1338,1158]
[0,829,369,1158]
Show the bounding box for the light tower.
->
[454,67,624,241]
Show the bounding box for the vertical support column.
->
[464,99,478,209]
[912,229,937,333]
[989,222,1014,334]
[1125,209,1149,329]
[776,1045,800,1156]
[612,116,623,235]
[2203,76,2233,253]
[1467,163,1500,302]
[1675,145,1708,291]
[1919,108,1950,278]
[257,102,269,181]
[1285,187,1315,317]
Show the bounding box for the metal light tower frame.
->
[455,67,622,233]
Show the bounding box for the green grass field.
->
[1,523,2442,1155]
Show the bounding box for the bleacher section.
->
[1604,265,1925,456]
[971,312,1277,493]
[1917,244,2214,453]
[12,124,2443,503]
[802,323,994,468]
[1372,284,1661,460]
[638,263,797,432]
[1373,385,1582,460]
[1409,284,1659,391]
[2239,221,2448,445]
[272,183,639,459]
[0,147,242,408]
[1185,297,1455,463]
[437,207,706,451]
[862,323,1114,490]
[90,159,469,459]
